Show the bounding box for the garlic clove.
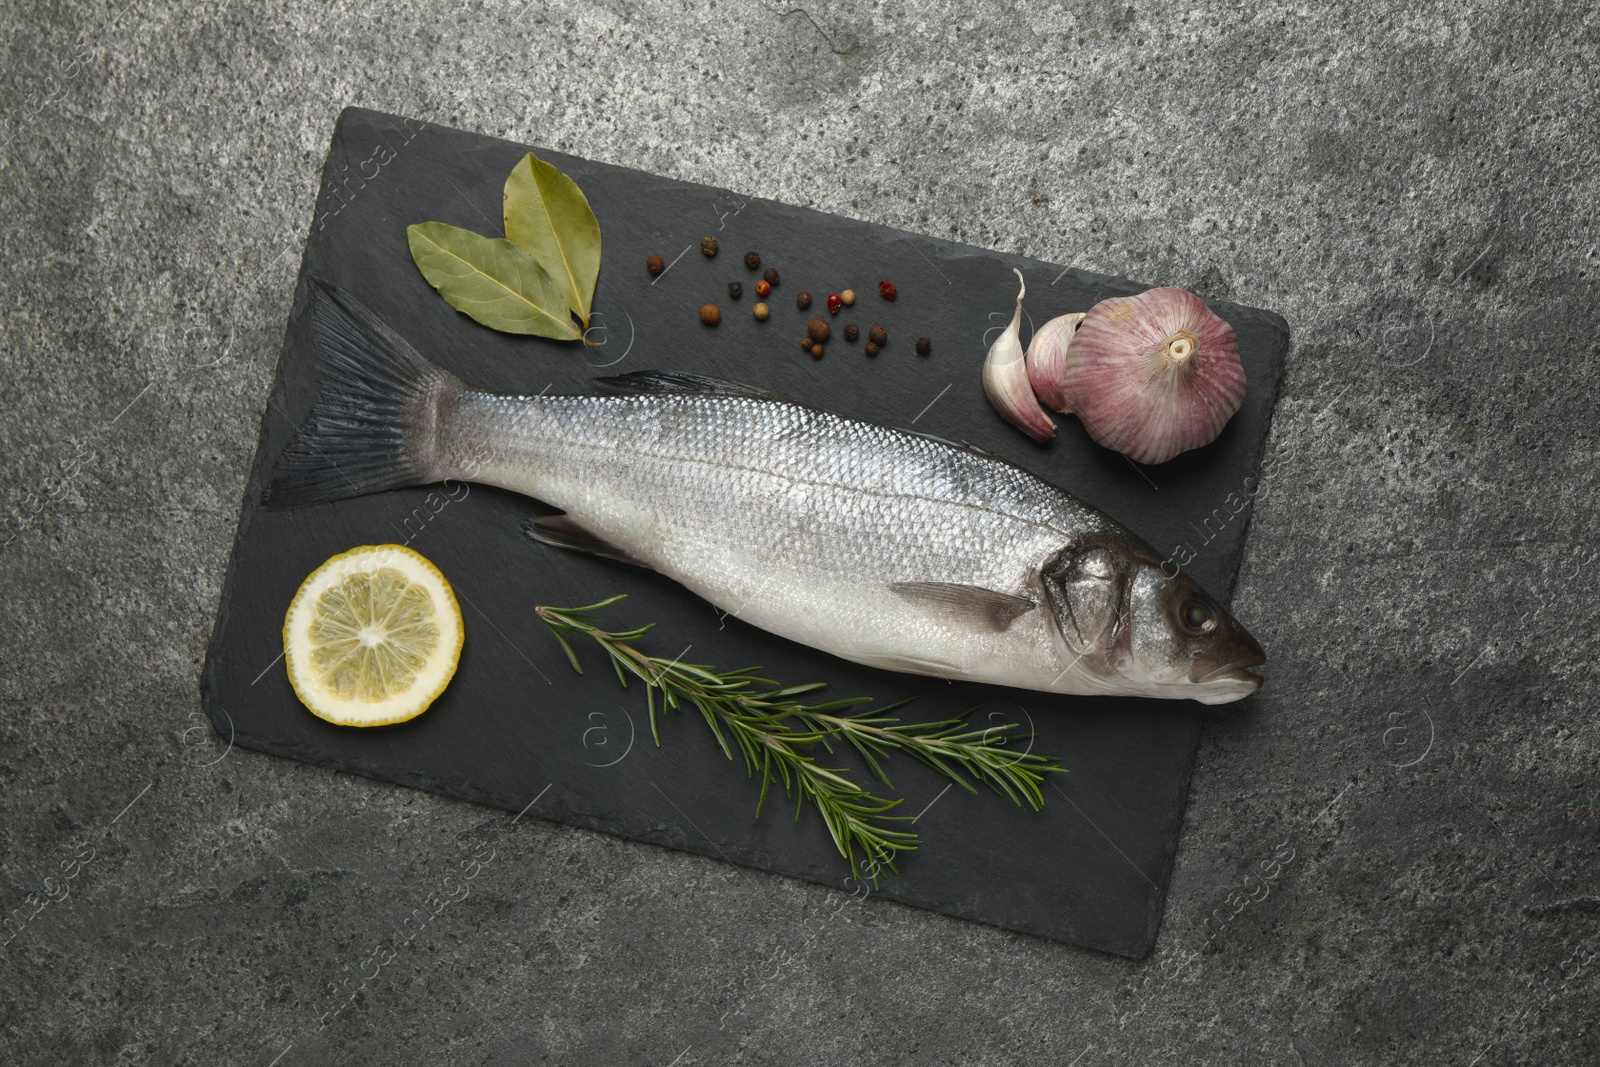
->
[982,269,1056,443]
[1025,312,1087,412]
[1061,287,1245,465]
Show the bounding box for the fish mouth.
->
[1196,651,1268,688]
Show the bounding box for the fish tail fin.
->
[264,282,464,509]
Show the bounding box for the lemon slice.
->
[283,545,464,727]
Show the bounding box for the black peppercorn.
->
[646,255,665,276]
[796,291,812,310]
[700,235,719,257]
[868,325,888,346]
[864,342,881,357]
[744,251,761,270]
[843,323,860,342]
[728,281,743,300]
[916,336,932,355]
[763,267,780,287]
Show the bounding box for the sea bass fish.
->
[267,283,1266,704]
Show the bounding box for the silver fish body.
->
[269,284,1266,704]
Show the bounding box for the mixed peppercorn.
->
[644,242,929,359]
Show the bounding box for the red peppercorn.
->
[827,293,842,315]
[755,279,772,297]
[878,280,897,301]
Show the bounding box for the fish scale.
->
[437,389,1116,688]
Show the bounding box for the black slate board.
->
[201,107,1288,959]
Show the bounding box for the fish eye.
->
[1177,596,1216,635]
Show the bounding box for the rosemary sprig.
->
[790,704,1062,810]
[535,595,1067,880]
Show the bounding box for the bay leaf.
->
[503,152,602,328]
[407,221,582,341]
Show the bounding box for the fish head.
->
[1041,541,1265,704]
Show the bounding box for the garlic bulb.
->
[1025,312,1086,412]
[982,269,1056,443]
[1058,287,1245,464]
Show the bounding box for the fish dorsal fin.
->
[593,370,788,401]
[522,515,650,568]
[904,428,999,459]
[888,581,1037,632]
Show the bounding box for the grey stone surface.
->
[1,0,1596,1063]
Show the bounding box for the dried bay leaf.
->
[406,221,582,341]
[503,152,602,328]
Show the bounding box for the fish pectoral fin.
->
[887,581,1037,632]
[593,370,790,402]
[836,649,964,680]
[521,516,650,568]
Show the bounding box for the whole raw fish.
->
[268,283,1265,704]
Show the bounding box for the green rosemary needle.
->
[535,595,1067,881]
